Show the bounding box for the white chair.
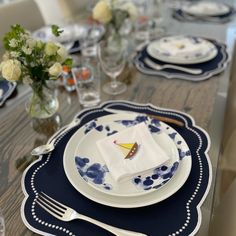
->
[0,0,45,55]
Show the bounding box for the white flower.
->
[26,38,37,49]
[93,0,112,24]
[45,41,58,56]
[0,59,21,82]
[56,44,68,62]
[22,75,33,85]
[9,39,18,47]
[49,62,62,77]
[22,46,32,55]
[10,51,20,58]
[36,40,44,49]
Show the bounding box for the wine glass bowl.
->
[98,40,127,95]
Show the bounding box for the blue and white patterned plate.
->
[64,113,192,198]
[134,38,229,81]
[182,2,230,17]
[0,80,17,106]
[147,36,217,64]
[173,5,235,24]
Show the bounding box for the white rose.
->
[45,41,58,56]
[57,44,68,62]
[1,59,21,82]
[93,0,112,24]
[49,62,63,77]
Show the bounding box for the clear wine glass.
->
[98,40,127,95]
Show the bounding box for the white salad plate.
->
[147,35,218,65]
[64,113,192,208]
[182,2,230,17]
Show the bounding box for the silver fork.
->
[36,192,147,236]
[144,58,202,75]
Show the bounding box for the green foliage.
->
[51,25,63,37]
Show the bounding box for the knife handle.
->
[149,115,185,127]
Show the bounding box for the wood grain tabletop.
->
[1,1,236,235]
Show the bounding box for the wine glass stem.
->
[111,75,118,89]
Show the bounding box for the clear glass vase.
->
[26,85,59,119]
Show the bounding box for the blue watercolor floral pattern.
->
[75,156,112,191]
[133,162,179,190]
[75,115,191,193]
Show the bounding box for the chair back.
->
[0,0,45,55]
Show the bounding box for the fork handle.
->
[77,213,147,236]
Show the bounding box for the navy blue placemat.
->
[21,101,212,236]
[173,7,235,24]
[134,39,229,81]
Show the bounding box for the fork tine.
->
[37,193,66,216]
[41,192,67,210]
[36,198,63,220]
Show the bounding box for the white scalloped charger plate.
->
[63,114,192,208]
[147,36,218,65]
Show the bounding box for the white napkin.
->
[96,122,170,182]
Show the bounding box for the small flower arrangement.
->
[0,24,72,85]
[0,24,72,118]
[92,0,138,34]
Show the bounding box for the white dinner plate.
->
[64,114,192,208]
[182,2,230,17]
[147,35,218,65]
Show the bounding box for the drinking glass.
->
[72,63,100,107]
[98,40,127,95]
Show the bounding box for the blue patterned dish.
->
[134,38,229,81]
[173,5,235,24]
[64,114,191,197]
[0,80,17,106]
[182,2,230,17]
[146,36,218,64]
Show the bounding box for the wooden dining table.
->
[1,1,236,235]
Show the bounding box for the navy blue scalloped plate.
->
[21,100,212,236]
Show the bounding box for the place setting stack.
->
[21,100,212,236]
[134,34,229,81]
[173,1,235,24]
